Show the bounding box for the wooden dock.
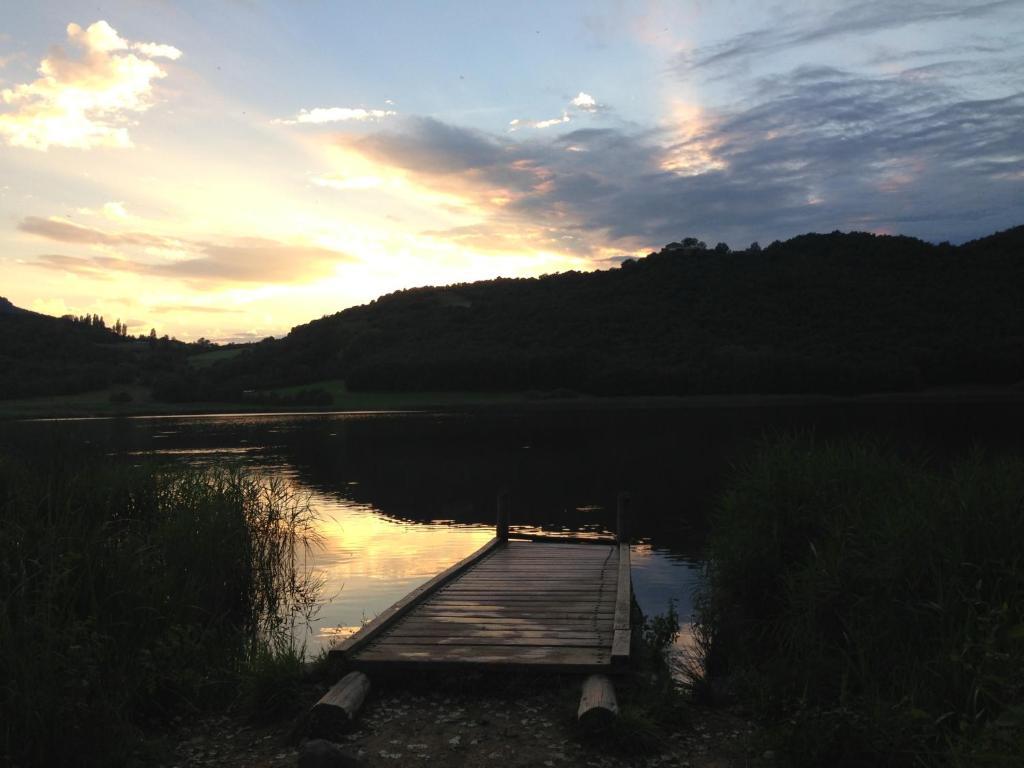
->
[332,494,632,673]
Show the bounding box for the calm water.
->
[14,402,1024,653]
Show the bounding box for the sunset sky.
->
[2,1,1022,342]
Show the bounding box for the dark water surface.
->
[15,401,1023,652]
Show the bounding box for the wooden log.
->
[309,671,371,739]
[577,674,619,729]
[497,489,510,541]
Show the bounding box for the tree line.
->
[187,225,1023,400]
[3,224,1022,402]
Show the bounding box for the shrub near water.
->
[697,436,1024,766]
[0,450,320,766]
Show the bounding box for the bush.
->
[0,447,322,765]
[696,435,1024,765]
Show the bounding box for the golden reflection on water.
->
[301,488,494,651]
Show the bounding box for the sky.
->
[1,1,1022,342]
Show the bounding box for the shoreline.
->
[4,386,1024,422]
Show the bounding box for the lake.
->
[12,400,1024,654]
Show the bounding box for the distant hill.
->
[201,226,1024,398]
[0,297,31,316]
[0,299,191,399]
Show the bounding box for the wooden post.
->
[616,491,630,543]
[496,489,510,541]
[578,674,619,729]
[309,671,371,739]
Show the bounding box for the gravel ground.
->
[153,673,765,768]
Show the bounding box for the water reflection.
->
[303,488,494,647]
[12,402,1023,654]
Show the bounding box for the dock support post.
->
[578,674,619,729]
[496,489,510,541]
[616,492,630,543]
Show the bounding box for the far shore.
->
[3,384,1024,421]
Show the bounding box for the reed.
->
[0,444,321,766]
[696,434,1024,766]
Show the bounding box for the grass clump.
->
[696,434,1024,766]
[0,444,322,766]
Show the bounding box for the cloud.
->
[570,92,598,111]
[677,0,1021,73]
[510,112,570,131]
[183,240,350,283]
[23,219,354,286]
[18,216,169,246]
[275,107,397,125]
[66,20,181,59]
[102,201,128,219]
[0,20,181,150]
[338,63,1024,251]
[352,116,506,174]
[148,304,242,315]
[509,91,604,131]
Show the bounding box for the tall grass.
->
[696,435,1024,766]
[0,445,321,766]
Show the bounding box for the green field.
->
[186,346,245,368]
[3,382,1022,421]
[0,382,541,419]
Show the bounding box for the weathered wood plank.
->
[414,612,614,622]
[385,628,608,640]
[507,533,617,545]
[481,552,613,560]
[418,606,614,613]
[451,573,614,578]
[441,585,613,592]
[425,604,614,614]
[460,581,615,587]
[372,638,606,651]
[476,558,613,561]
[448,573,614,581]
[611,629,630,663]
[430,598,616,607]
[397,616,612,630]
[613,543,631,632]
[464,571,612,578]
[440,591,613,598]
[459,582,610,588]
[425,609,612,617]
[416,609,615,618]
[474,554,614,562]
[357,644,609,665]
[332,537,504,659]
[430,595,616,604]
[612,542,632,664]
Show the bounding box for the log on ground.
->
[309,671,371,739]
[577,673,619,729]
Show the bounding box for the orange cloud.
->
[0,20,180,150]
[21,216,354,286]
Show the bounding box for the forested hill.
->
[0,299,192,399]
[208,226,1024,397]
